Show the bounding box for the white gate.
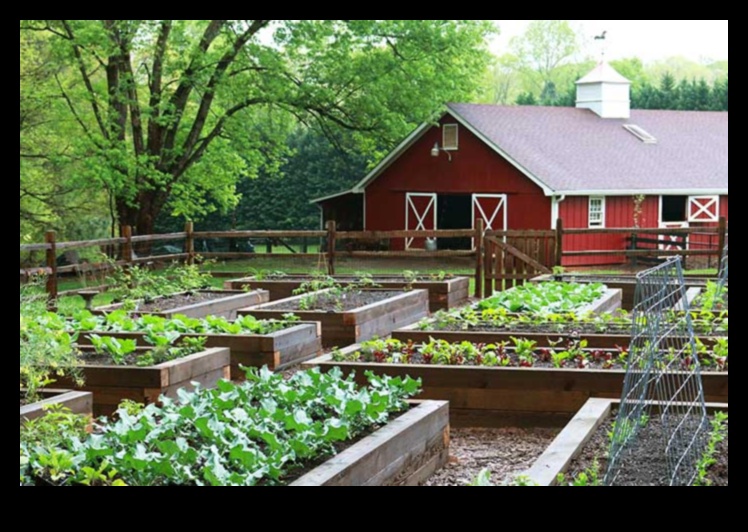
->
[405,193,437,249]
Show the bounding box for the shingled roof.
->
[445,103,728,195]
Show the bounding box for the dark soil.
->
[126,291,232,313]
[566,415,728,486]
[425,427,558,486]
[262,290,406,312]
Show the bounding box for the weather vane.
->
[594,30,608,60]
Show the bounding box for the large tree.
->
[20,20,494,235]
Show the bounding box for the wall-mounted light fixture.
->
[430,142,452,162]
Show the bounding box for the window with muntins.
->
[589,196,605,228]
[442,124,459,150]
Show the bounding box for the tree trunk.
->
[116,189,168,240]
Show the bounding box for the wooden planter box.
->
[54,347,230,417]
[303,347,727,428]
[531,274,712,311]
[94,289,269,319]
[290,400,449,486]
[224,274,470,312]
[393,323,723,350]
[76,322,322,379]
[240,289,430,348]
[20,389,93,424]
[524,398,729,486]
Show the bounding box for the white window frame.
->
[442,124,459,150]
[687,195,720,222]
[588,196,606,228]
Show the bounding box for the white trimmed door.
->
[659,222,689,252]
[472,194,507,231]
[405,193,437,249]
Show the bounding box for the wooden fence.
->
[20,218,727,303]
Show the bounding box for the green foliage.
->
[21,367,421,486]
[477,282,606,314]
[106,261,213,303]
[557,459,601,486]
[694,412,728,486]
[333,336,621,370]
[20,281,81,401]
[21,20,495,235]
[468,469,538,486]
[87,333,207,367]
[39,308,300,338]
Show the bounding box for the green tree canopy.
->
[21,20,495,235]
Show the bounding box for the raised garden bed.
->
[94,289,269,319]
[479,282,622,316]
[21,368,447,486]
[291,400,449,486]
[224,273,470,312]
[20,389,92,424]
[531,274,713,311]
[53,347,230,417]
[524,398,729,486]
[240,288,430,348]
[303,341,727,428]
[76,322,322,379]
[393,309,727,350]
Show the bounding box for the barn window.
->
[588,196,606,228]
[661,196,688,223]
[442,124,459,150]
[687,195,719,222]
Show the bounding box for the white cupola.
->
[576,61,631,119]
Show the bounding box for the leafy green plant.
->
[105,259,213,304]
[557,459,601,486]
[40,310,300,338]
[478,282,606,315]
[694,412,728,486]
[20,282,82,402]
[21,367,421,486]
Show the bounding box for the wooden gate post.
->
[120,225,133,265]
[717,216,727,265]
[184,221,195,265]
[45,230,57,309]
[554,218,564,268]
[474,218,484,299]
[326,220,337,275]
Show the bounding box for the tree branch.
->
[60,20,109,139]
[146,20,172,156]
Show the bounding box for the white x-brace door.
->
[472,194,507,231]
[688,196,719,222]
[405,193,437,249]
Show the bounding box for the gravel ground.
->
[425,427,558,486]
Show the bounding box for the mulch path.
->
[425,427,558,486]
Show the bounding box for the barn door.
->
[405,193,436,249]
[472,194,507,231]
[659,222,689,252]
[688,196,719,222]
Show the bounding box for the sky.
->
[491,20,729,63]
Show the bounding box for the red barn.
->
[314,62,728,265]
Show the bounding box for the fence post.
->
[554,218,563,267]
[45,230,57,309]
[120,225,133,265]
[266,238,273,254]
[326,220,337,275]
[184,221,195,265]
[717,216,727,267]
[302,236,308,254]
[474,218,484,299]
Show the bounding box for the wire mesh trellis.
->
[604,257,709,486]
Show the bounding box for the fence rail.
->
[20,217,726,304]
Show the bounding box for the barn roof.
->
[444,103,728,196]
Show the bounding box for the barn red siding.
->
[560,196,660,267]
[364,117,551,248]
